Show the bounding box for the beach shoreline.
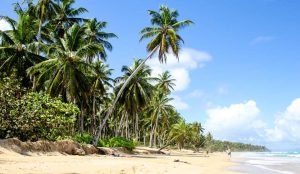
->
[0,146,241,174]
[229,152,300,174]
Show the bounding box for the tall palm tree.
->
[47,0,88,38]
[28,24,105,134]
[93,5,193,145]
[206,132,213,144]
[190,122,204,135]
[169,120,190,150]
[140,6,193,62]
[156,107,180,146]
[0,10,44,86]
[84,18,117,63]
[155,71,175,94]
[35,0,58,44]
[145,92,174,147]
[205,132,214,152]
[90,61,113,135]
[115,59,154,139]
[187,122,205,150]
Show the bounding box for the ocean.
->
[229,152,300,174]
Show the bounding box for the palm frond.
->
[172,20,194,30]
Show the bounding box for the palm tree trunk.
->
[125,112,129,138]
[154,133,157,147]
[149,123,154,147]
[149,123,153,147]
[93,46,159,145]
[153,113,160,147]
[116,112,125,136]
[37,19,43,54]
[135,113,139,140]
[92,94,96,135]
[98,104,102,139]
[158,142,171,151]
[80,103,84,136]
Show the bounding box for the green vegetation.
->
[105,137,136,151]
[209,140,269,152]
[73,133,93,144]
[0,0,268,152]
[73,133,136,151]
[0,74,79,141]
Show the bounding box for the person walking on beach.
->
[227,148,231,158]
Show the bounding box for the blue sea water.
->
[229,152,300,174]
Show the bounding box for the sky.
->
[1,0,300,151]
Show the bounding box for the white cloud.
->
[169,95,189,110]
[147,48,211,91]
[204,100,263,142]
[0,19,12,31]
[170,68,190,91]
[265,98,300,143]
[250,36,274,45]
[203,98,300,150]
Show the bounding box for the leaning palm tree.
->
[93,5,193,145]
[0,11,44,86]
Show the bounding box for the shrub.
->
[97,139,108,147]
[73,133,93,144]
[107,137,136,151]
[0,75,79,141]
[96,137,135,150]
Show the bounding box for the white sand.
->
[0,147,241,174]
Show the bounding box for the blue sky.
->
[1,0,300,150]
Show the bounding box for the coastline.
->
[229,152,300,174]
[0,146,241,174]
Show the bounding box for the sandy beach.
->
[0,146,240,174]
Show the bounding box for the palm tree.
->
[35,0,58,45]
[187,122,205,150]
[140,6,193,62]
[157,109,181,145]
[90,61,113,135]
[155,71,175,94]
[206,132,213,146]
[146,92,174,147]
[199,132,213,153]
[169,120,190,150]
[47,0,88,38]
[93,5,193,145]
[84,18,117,63]
[0,10,45,86]
[115,59,154,139]
[190,122,204,136]
[28,24,105,134]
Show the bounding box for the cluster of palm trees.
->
[0,0,205,149]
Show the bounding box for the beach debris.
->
[173,159,190,164]
[112,153,120,157]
